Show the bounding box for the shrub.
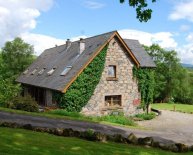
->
[0,78,21,107]
[99,115,136,126]
[11,95,38,112]
[135,112,156,120]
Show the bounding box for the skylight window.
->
[60,66,72,76]
[38,68,46,75]
[47,68,56,76]
[23,69,29,75]
[31,68,38,75]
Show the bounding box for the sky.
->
[0,0,193,65]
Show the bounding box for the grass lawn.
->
[0,127,191,155]
[151,103,193,114]
[0,107,139,128]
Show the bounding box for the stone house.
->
[16,31,155,115]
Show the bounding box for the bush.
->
[11,95,38,112]
[98,115,136,126]
[0,78,21,108]
[135,112,156,120]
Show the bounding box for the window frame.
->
[107,65,118,81]
[38,68,46,75]
[47,67,56,76]
[60,66,72,76]
[105,95,122,107]
[31,68,38,75]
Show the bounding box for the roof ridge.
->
[44,30,117,52]
[124,38,139,41]
[82,30,117,41]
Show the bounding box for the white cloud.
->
[20,33,88,55]
[0,0,53,47]
[21,33,65,55]
[118,29,178,48]
[186,33,193,42]
[118,29,193,65]
[70,35,88,41]
[182,33,193,64]
[180,24,191,31]
[83,0,105,9]
[169,0,193,22]
[177,44,193,65]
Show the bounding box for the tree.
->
[120,0,156,22]
[0,38,35,107]
[1,37,34,80]
[144,44,192,104]
[0,77,21,107]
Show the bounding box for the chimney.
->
[79,38,85,54]
[66,39,71,49]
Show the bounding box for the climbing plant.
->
[53,45,108,112]
[133,67,155,113]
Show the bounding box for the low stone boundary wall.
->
[0,121,192,153]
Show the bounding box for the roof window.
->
[60,66,72,76]
[23,69,29,75]
[47,67,56,76]
[38,68,46,75]
[31,68,38,75]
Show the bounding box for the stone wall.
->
[82,37,141,116]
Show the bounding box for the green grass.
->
[135,112,156,120]
[151,103,193,114]
[48,109,136,126]
[0,107,136,127]
[0,127,191,155]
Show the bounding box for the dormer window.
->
[47,67,56,76]
[38,68,46,75]
[60,66,72,76]
[23,69,29,75]
[31,68,38,75]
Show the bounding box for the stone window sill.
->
[102,106,123,111]
[106,77,118,81]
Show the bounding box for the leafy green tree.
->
[144,44,192,104]
[0,77,21,107]
[1,37,34,80]
[120,0,157,22]
[0,38,35,107]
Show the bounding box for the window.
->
[105,95,121,107]
[107,65,117,81]
[38,68,46,75]
[60,66,72,76]
[31,68,38,75]
[108,65,116,77]
[23,69,29,75]
[47,68,56,76]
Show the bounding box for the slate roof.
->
[16,31,155,92]
[124,39,156,68]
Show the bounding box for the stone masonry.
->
[82,37,141,116]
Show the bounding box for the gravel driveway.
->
[0,110,193,145]
[137,110,193,145]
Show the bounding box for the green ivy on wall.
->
[53,45,108,112]
[133,66,155,112]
